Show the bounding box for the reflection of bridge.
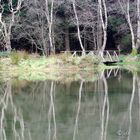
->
[61,50,120,62]
[104,68,121,79]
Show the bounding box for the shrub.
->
[10,51,29,65]
[131,48,138,56]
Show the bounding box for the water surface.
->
[0,69,140,140]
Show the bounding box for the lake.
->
[0,69,140,140]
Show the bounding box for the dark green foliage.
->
[56,5,65,18]
[3,0,19,13]
[118,34,132,53]
[120,35,131,47]
[57,21,70,28]
[19,9,27,18]
[3,4,9,13]
[108,16,125,32]
[12,0,17,6]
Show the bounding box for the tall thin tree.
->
[0,0,23,53]
[45,0,55,55]
[72,0,85,55]
[98,0,108,57]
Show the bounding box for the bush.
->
[10,51,29,65]
[131,48,138,56]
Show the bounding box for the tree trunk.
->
[92,27,97,50]
[136,20,140,49]
[72,0,85,55]
[97,8,102,51]
[0,0,22,53]
[84,31,87,50]
[98,0,108,57]
[126,0,136,53]
[118,0,137,54]
[5,34,11,53]
[65,27,70,51]
[136,0,140,50]
[102,0,108,52]
[45,0,55,55]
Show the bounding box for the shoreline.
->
[0,53,139,81]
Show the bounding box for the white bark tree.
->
[72,0,85,55]
[136,0,140,50]
[118,0,136,54]
[0,0,23,53]
[118,0,140,54]
[98,0,108,57]
[45,0,55,55]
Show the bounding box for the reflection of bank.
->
[0,80,28,140]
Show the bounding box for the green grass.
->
[10,51,29,64]
[0,52,140,81]
[0,53,101,81]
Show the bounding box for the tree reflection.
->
[100,71,109,140]
[136,75,140,127]
[127,74,136,140]
[0,69,139,140]
[0,80,30,140]
[48,81,57,140]
[73,80,84,140]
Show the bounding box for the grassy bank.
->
[0,51,140,81]
[0,52,101,81]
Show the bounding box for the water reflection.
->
[0,69,140,140]
[48,81,57,140]
[136,76,140,126]
[0,80,26,140]
[73,80,83,140]
[127,74,136,140]
[100,71,109,140]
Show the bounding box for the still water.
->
[0,69,140,140]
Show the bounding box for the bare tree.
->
[72,0,85,54]
[136,0,140,49]
[98,0,108,57]
[118,0,140,54]
[45,0,55,55]
[16,0,50,55]
[0,0,23,53]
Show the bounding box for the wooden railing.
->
[61,50,120,62]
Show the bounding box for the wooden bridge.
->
[61,50,120,63]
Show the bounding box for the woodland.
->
[0,0,139,56]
